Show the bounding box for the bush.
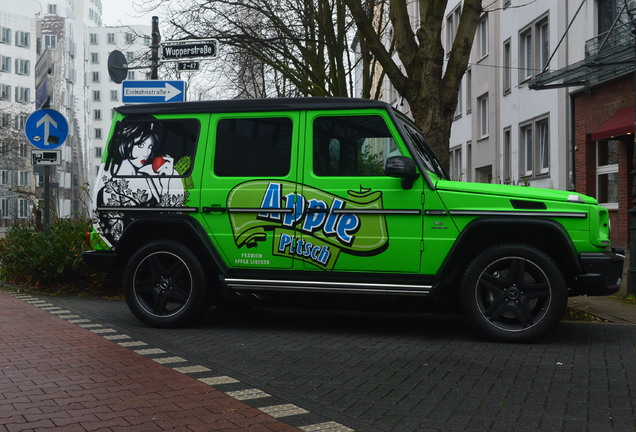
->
[0,219,117,296]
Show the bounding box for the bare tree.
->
[346,0,483,169]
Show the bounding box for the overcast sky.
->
[101,0,156,26]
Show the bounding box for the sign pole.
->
[151,16,160,80]
[43,165,50,233]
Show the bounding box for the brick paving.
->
[0,292,300,432]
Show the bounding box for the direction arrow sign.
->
[161,39,218,61]
[122,80,186,104]
[24,109,69,150]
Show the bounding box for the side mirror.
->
[385,156,419,189]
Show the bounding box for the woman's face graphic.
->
[130,136,153,168]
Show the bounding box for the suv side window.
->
[214,117,293,177]
[107,118,199,178]
[313,115,400,176]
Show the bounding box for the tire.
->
[460,244,567,343]
[123,241,209,328]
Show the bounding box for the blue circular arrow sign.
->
[24,108,69,150]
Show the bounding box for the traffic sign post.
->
[161,39,218,61]
[24,108,68,233]
[122,80,186,103]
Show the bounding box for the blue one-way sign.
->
[122,80,186,103]
[24,108,69,150]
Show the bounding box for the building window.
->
[1,113,11,128]
[16,87,30,103]
[0,170,9,186]
[18,199,29,218]
[107,33,116,44]
[455,77,462,118]
[0,27,11,44]
[19,171,30,186]
[503,39,511,94]
[478,93,488,138]
[596,139,619,208]
[95,128,102,139]
[503,127,511,183]
[1,198,8,218]
[19,142,28,158]
[15,31,30,48]
[478,15,488,59]
[446,5,462,52]
[90,33,98,44]
[18,114,27,129]
[466,68,472,114]
[519,14,550,82]
[92,71,100,82]
[127,71,135,80]
[520,116,550,177]
[90,52,99,63]
[44,34,57,50]
[94,109,101,120]
[47,3,57,14]
[125,32,134,44]
[16,59,30,75]
[450,145,462,181]
[0,55,10,72]
[0,84,10,101]
[93,90,100,101]
[110,90,118,101]
[95,146,103,158]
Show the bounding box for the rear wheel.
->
[461,244,567,343]
[123,241,209,328]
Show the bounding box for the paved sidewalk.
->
[568,295,636,325]
[0,291,301,432]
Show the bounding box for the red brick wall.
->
[572,75,633,249]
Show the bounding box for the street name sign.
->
[122,80,186,103]
[24,108,68,150]
[161,39,218,61]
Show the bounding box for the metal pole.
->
[151,16,160,80]
[43,165,50,233]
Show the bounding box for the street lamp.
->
[626,0,636,297]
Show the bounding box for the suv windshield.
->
[393,112,448,180]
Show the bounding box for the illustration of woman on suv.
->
[93,120,187,246]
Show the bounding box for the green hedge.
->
[0,219,116,296]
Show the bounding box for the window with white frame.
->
[44,34,57,49]
[18,199,29,218]
[15,31,30,47]
[1,198,8,218]
[47,3,58,14]
[92,71,100,82]
[18,114,27,129]
[90,52,99,63]
[0,27,10,44]
[478,93,488,138]
[520,116,550,177]
[93,90,100,101]
[95,128,102,139]
[478,14,489,59]
[503,127,511,182]
[110,90,118,101]
[16,59,30,75]
[18,170,29,186]
[16,87,30,103]
[94,109,101,120]
[503,39,511,94]
[107,33,116,44]
[89,33,98,44]
[446,5,462,52]
[0,55,10,72]
[0,170,9,185]
[1,113,11,128]
[455,77,462,118]
[450,145,463,181]
[466,68,472,114]
[125,32,134,44]
[596,139,619,208]
[0,84,10,101]
[95,146,103,158]
[519,14,550,82]
[19,142,28,158]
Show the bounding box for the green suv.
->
[83,98,623,342]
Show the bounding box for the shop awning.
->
[590,106,634,140]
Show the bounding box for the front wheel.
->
[123,241,209,328]
[461,244,567,343]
